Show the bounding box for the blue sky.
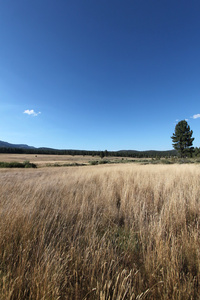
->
[0,0,200,151]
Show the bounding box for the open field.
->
[0,153,142,167]
[0,164,200,299]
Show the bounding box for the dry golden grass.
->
[0,164,200,299]
[0,153,145,167]
[0,153,97,165]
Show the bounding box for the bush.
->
[98,160,110,164]
[160,159,173,164]
[0,161,37,168]
[89,160,99,165]
[23,160,37,168]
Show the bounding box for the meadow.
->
[0,163,200,299]
[0,153,138,167]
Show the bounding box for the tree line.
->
[0,146,177,158]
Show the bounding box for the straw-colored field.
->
[0,153,99,165]
[0,153,138,166]
[0,164,199,299]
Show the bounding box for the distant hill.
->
[0,140,35,149]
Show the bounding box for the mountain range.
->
[0,140,35,149]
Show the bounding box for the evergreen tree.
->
[171,120,194,157]
[100,151,105,159]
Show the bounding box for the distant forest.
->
[0,146,177,158]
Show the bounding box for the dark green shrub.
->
[160,159,173,164]
[98,160,110,164]
[89,161,99,165]
[0,161,37,168]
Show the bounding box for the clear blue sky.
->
[1,0,200,151]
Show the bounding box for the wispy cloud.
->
[192,114,200,119]
[175,114,200,124]
[24,109,41,117]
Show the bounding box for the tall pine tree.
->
[171,120,194,157]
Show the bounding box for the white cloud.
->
[192,114,200,119]
[24,109,41,117]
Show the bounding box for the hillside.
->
[0,140,35,149]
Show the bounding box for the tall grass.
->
[0,164,199,299]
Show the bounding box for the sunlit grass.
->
[0,164,199,299]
